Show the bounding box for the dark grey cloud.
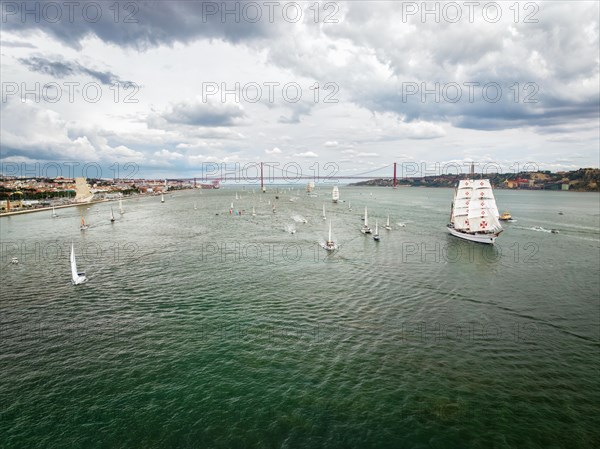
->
[357,81,600,132]
[150,100,246,128]
[18,56,129,85]
[0,40,36,48]
[3,1,276,50]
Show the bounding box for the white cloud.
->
[265,147,282,155]
[154,149,184,160]
[294,151,319,158]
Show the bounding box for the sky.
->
[1,0,599,180]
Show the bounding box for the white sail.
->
[70,243,79,282]
[70,243,87,285]
[450,178,502,234]
[364,207,368,227]
[306,181,315,193]
[451,179,473,231]
[322,204,326,219]
[375,220,378,234]
[110,207,115,221]
[332,186,339,202]
[322,218,337,250]
[119,199,124,214]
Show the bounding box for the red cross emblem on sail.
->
[480,220,488,229]
[480,192,484,196]
[480,181,484,186]
[465,192,470,196]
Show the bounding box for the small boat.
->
[11,257,18,264]
[110,207,115,222]
[558,211,564,215]
[322,219,337,251]
[499,211,512,221]
[551,229,560,234]
[161,193,165,203]
[194,203,198,210]
[373,220,380,241]
[80,216,89,231]
[348,201,352,212]
[119,199,125,214]
[332,186,339,203]
[361,207,372,234]
[52,207,58,218]
[384,214,392,231]
[252,206,256,217]
[322,204,326,221]
[235,192,239,200]
[70,242,88,285]
[447,179,503,244]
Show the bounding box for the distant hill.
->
[349,168,600,192]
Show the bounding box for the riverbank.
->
[0,199,110,217]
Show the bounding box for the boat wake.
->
[529,226,553,233]
[291,214,308,223]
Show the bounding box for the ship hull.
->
[447,225,498,244]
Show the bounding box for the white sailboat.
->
[322,219,337,251]
[384,214,392,231]
[161,193,165,203]
[52,206,58,218]
[110,207,115,222]
[235,192,239,200]
[447,179,503,244]
[322,204,326,220]
[332,186,340,203]
[252,206,256,217]
[194,203,198,210]
[80,215,88,231]
[119,199,124,214]
[361,206,372,234]
[70,243,87,285]
[373,220,380,241]
[348,201,352,212]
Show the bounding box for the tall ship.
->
[447,179,503,244]
[306,181,317,197]
[332,186,339,203]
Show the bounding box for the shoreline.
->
[0,193,171,217]
[0,198,111,217]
